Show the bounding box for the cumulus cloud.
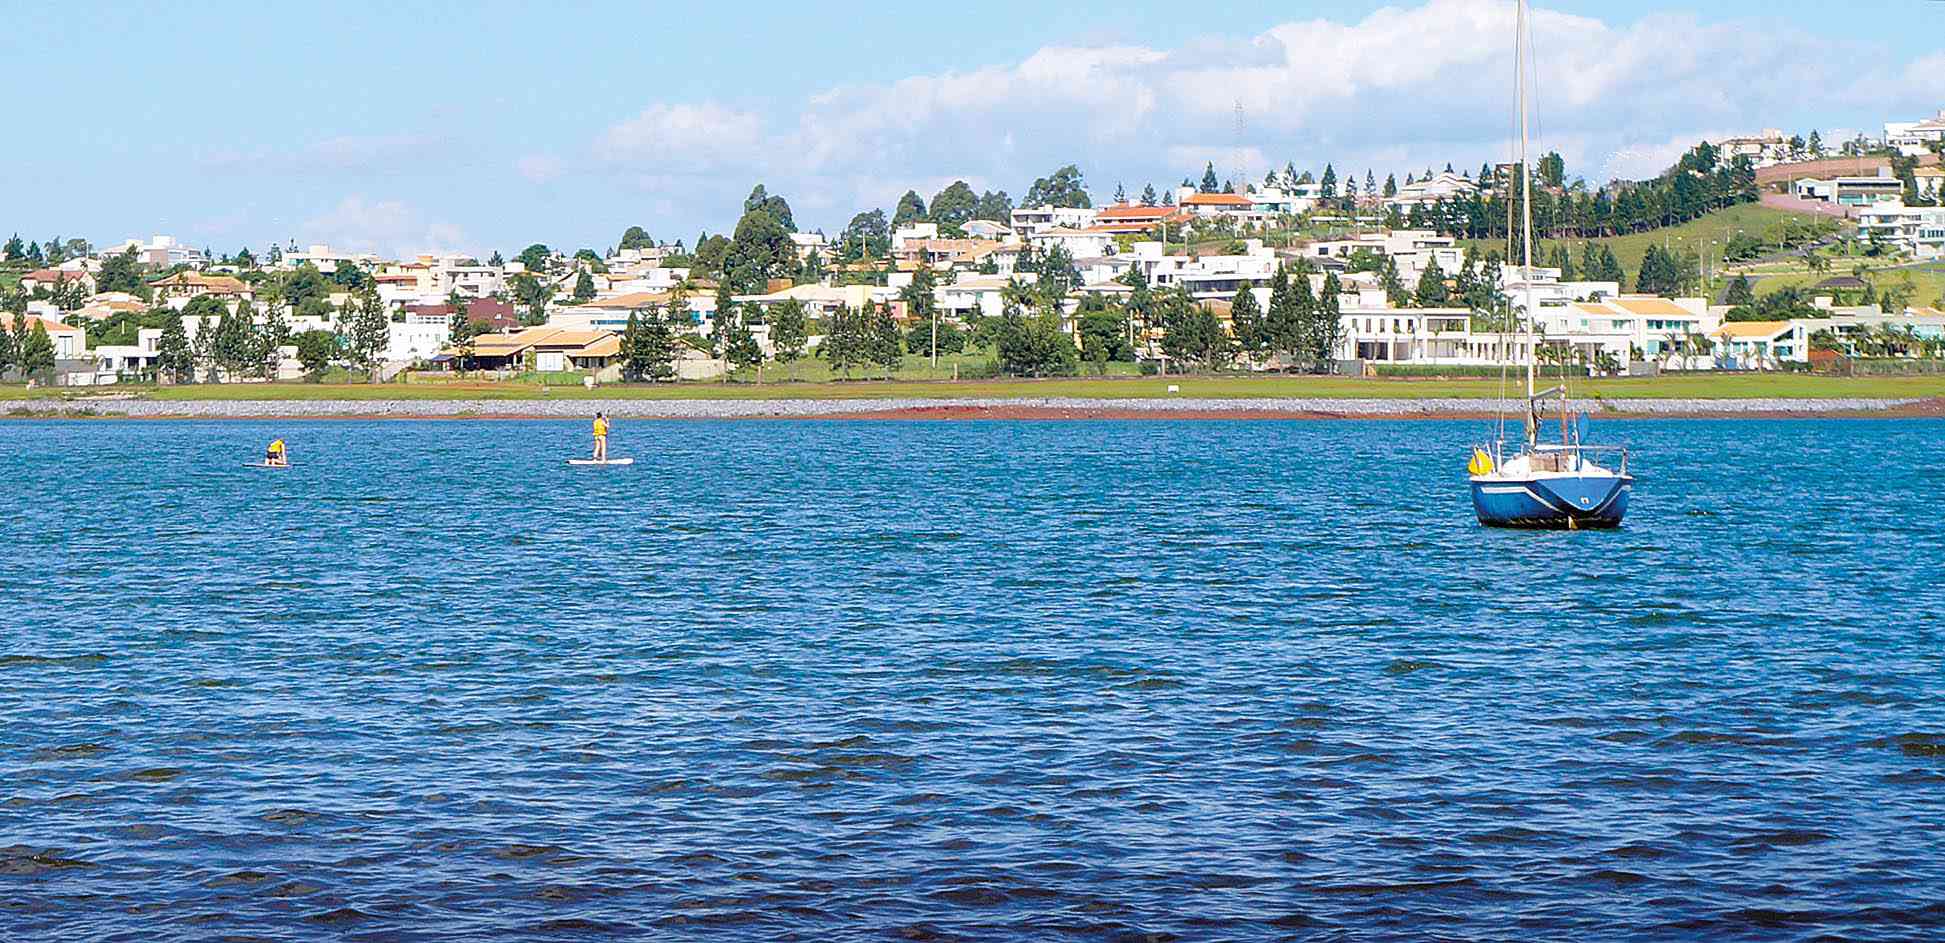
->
[300,197,467,257]
[595,102,765,172]
[586,0,1930,230]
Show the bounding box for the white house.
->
[1385,171,1479,213]
[1885,110,1945,156]
[1856,200,1945,258]
[1712,320,1810,368]
[1009,205,1097,239]
[1792,170,1904,207]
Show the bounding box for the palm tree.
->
[1805,251,1829,275]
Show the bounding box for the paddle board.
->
[567,458,634,466]
[244,462,292,469]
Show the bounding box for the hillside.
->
[1462,202,1842,286]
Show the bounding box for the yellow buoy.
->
[1467,449,1495,476]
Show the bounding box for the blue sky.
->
[5,0,1941,258]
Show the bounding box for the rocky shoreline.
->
[8,396,1937,420]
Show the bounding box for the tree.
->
[892,190,928,228]
[1725,274,1756,307]
[1807,130,1823,158]
[256,304,292,378]
[1022,165,1090,208]
[1229,285,1265,361]
[743,185,796,232]
[995,304,1079,376]
[621,306,676,382]
[1140,184,1158,206]
[1312,272,1343,368]
[838,210,891,261]
[2,234,23,261]
[294,329,340,378]
[345,290,391,381]
[725,311,763,381]
[1537,151,1565,189]
[96,248,149,299]
[1380,256,1409,307]
[930,181,979,226]
[18,322,55,377]
[1200,162,1221,194]
[618,226,654,251]
[1320,164,1338,199]
[156,314,193,383]
[329,261,369,291]
[487,250,505,267]
[867,301,902,379]
[1414,257,1450,306]
[1159,287,1229,371]
[973,190,1014,221]
[770,299,809,379]
[573,269,596,302]
[900,266,944,365]
[516,243,553,272]
[509,273,553,326]
[823,304,867,377]
[1383,173,1398,198]
[724,208,794,294]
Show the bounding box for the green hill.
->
[1463,202,1842,288]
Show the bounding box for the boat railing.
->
[1479,440,1630,475]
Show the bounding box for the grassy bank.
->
[7,373,1944,403]
[1464,203,1835,282]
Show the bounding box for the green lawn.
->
[1465,203,1839,286]
[8,373,1944,403]
[1739,263,1945,309]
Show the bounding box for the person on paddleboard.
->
[265,438,289,468]
[591,413,610,463]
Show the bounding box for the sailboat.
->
[1467,0,1632,530]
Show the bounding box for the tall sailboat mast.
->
[1516,0,1538,441]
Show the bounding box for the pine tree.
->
[726,313,763,382]
[573,269,595,302]
[1113,182,1127,204]
[1313,272,1343,368]
[1200,163,1220,194]
[1320,164,1338,199]
[1581,243,1603,284]
[868,301,902,379]
[18,322,54,377]
[770,299,808,379]
[1414,258,1449,306]
[1600,245,1624,286]
[1383,173,1398,198]
[1725,274,1755,307]
[1140,184,1158,206]
[1381,256,1408,307]
[158,311,192,381]
[256,304,291,379]
[1229,285,1264,360]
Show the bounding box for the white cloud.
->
[202,133,444,175]
[595,103,765,171]
[300,197,467,257]
[585,0,1931,232]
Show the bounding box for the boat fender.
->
[1468,449,1495,476]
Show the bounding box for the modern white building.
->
[1885,110,1945,156]
[1009,205,1098,239]
[1712,320,1810,368]
[1385,171,1480,213]
[1856,200,1945,258]
[100,235,208,269]
[1792,169,1904,207]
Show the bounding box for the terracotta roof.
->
[0,314,82,335]
[1181,193,1254,207]
[1609,297,1696,317]
[582,291,674,310]
[24,268,89,283]
[1714,320,1794,338]
[1095,203,1179,221]
[151,272,247,293]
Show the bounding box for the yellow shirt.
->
[268,439,286,456]
[592,419,609,438]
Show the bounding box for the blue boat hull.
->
[1471,474,1631,529]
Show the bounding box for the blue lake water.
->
[3,417,1943,941]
